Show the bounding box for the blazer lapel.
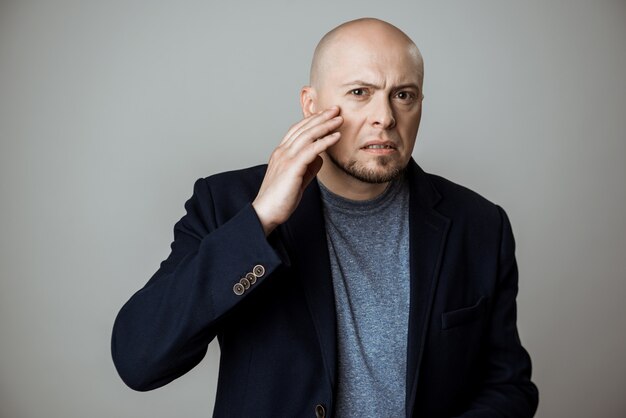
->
[282,179,337,388]
[405,161,451,417]
[278,162,449,413]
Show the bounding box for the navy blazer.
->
[112,160,538,417]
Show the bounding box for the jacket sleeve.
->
[111,177,283,391]
[455,206,539,417]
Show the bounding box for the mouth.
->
[361,141,398,154]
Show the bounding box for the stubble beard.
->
[326,151,404,184]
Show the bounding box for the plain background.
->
[1,0,625,417]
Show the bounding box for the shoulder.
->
[202,164,268,187]
[194,164,268,198]
[420,170,507,229]
[180,165,268,223]
[428,173,496,207]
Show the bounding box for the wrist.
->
[251,200,278,236]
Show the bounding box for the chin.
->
[329,153,405,184]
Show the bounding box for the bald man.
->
[112,18,538,417]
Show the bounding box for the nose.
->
[369,95,396,129]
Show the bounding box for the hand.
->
[252,106,343,236]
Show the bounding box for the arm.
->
[455,207,539,417]
[111,107,344,391]
[111,182,282,391]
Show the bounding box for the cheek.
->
[399,108,422,138]
[336,112,362,140]
[338,98,370,117]
[337,105,367,132]
[316,93,367,137]
[328,111,361,156]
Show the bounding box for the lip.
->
[360,140,398,154]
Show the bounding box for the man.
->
[112,18,538,417]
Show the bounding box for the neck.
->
[316,155,390,201]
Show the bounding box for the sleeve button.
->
[245,272,257,285]
[239,277,250,289]
[253,264,265,277]
[233,282,245,296]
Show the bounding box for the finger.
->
[282,106,340,146]
[279,113,320,146]
[286,107,339,145]
[286,116,342,154]
[296,131,341,164]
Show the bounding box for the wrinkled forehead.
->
[322,39,423,87]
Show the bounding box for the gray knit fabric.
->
[319,177,410,418]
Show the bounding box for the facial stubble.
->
[326,151,404,184]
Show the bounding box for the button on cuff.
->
[253,264,265,277]
[245,272,257,285]
[240,277,251,289]
[233,283,245,296]
[234,264,266,296]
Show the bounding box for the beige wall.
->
[1,0,625,416]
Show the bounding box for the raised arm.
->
[111,107,343,391]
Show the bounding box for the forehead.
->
[322,39,422,87]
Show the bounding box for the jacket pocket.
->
[441,296,487,330]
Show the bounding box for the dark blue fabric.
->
[111,160,538,417]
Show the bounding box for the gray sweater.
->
[319,177,411,418]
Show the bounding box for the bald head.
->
[309,18,424,90]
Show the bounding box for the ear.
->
[300,86,317,117]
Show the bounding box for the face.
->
[306,37,423,185]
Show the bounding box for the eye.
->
[349,88,368,97]
[394,91,416,102]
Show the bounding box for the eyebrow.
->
[341,80,420,91]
